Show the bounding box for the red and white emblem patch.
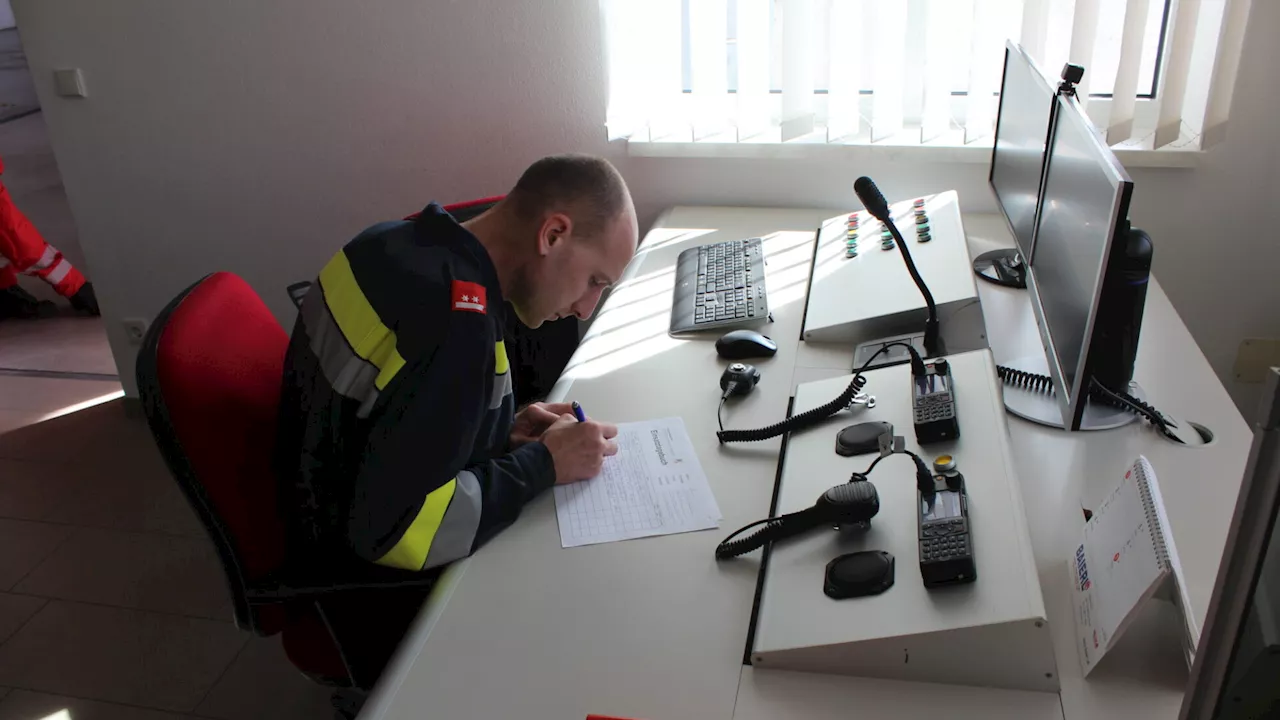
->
[452,280,487,314]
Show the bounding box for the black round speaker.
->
[824,551,895,599]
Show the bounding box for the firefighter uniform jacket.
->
[275,203,556,573]
[0,155,88,297]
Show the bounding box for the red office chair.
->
[432,195,505,222]
[138,198,576,692]
[135,272,433,698]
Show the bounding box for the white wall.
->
[11,0,1280,418]
[0,0,14,31]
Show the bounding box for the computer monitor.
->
[973,41,1057,289]
[1024,91,1148,431]
[991,42,1056,262]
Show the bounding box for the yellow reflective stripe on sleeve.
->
[375,478,458,571]
[318,251,407,390]
[369,334,407,390]
[495,340,510,375]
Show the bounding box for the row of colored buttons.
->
[914,198,933,242]
[844,199,931,259]
[845,213,860,258]
[843,212,897,257]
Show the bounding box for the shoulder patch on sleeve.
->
[451,280,488,314]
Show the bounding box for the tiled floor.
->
[0,382,336,720]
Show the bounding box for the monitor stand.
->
[1001,354,1142,431]
[973,249,1027,289]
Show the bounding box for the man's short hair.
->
[506,154,629,240]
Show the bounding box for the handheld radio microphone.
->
[854,176,941,357]
[715,479,881,559]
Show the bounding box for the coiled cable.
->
[995,364,1178,441]
[717,341,924,444]
[715,516,792,559]
[1088,379,1179,442]
[995,365,1054,393]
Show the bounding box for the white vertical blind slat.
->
[870,0,909,142]
[1067,0,1101,112]
[920,0,954,142]
[603,0,644,140]
[827,0,863,141]
[735,0,772,141]
[1153,0,1201,149]
[689,0,729,140]
[901,0,930,128]
[780,0,815,141]
[614,0,684,140]
[963,0,1002,143]
[1040,0,1074,80]
[1106,0,1151,144]
[860,0,879,137]
[1201,0,1252,148]
[1019,0,1050,64]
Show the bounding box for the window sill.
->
[624,138,1201,169]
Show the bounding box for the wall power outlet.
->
[122,318,149,346]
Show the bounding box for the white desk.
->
[363,205,1252,720]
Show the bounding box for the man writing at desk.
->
[275,154,638,678]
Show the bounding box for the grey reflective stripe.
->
[355,386,379,419]
[423,470,483,569]
[302,290,379,400]
[44,259,72,284]
[31,245,57,270]
[489,370,513,409]
[0,256,8,268]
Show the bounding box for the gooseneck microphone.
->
[852,175,892,220]
[854,176,941,357]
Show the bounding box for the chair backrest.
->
[136,272,290,634]
[442,195,504,222]
[402,196,505,224]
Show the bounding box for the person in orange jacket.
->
[0,155,98,319]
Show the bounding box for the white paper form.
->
[553,417,721,548]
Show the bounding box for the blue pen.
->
[571,401,587,423]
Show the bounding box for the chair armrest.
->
[286,281,313,309]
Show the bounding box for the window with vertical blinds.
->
[602,0,1251,153]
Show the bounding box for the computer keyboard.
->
[669,237,769,334]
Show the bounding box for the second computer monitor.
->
[1025,92,1134,431]
[989,42,1057,262]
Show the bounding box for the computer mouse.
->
[716,329,778,360]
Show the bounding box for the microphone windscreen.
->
[854,176,890,221]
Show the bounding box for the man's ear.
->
[538,213,573,256]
